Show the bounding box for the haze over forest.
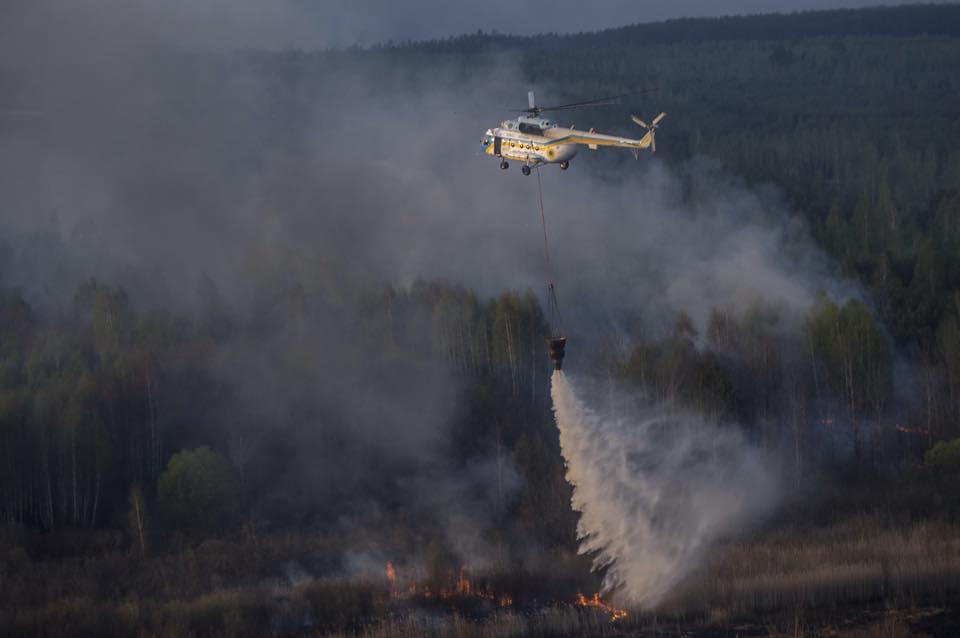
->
[7,0,955,49]
[3,3,960,637]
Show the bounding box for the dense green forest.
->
[261,4,960,346]
[381,4,960,351]
[5,4,960,636]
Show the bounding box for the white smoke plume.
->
[550,370,779,606]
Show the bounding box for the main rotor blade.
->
[509,102,624,113]
[537,88,659,112]
[540,101,623,113]
[652,112,667,126]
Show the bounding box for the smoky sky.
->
[0,0,862,417]
[0,0,860,337]
[3,1,954,53]
[0,0,871,567]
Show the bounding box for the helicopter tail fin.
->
[636,128,655,155]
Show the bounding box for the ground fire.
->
[386,561,398,598]
[384,563,513,608]
[576,592,628,622]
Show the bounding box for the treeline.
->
[0,282,223,531]
[407,4,960,51]
[0,279,578,555]
[0,272,938,538]
[597,4,960,45]
[618,299,898,474]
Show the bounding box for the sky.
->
[5,0,953,53]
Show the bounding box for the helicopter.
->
[481,91,666,175]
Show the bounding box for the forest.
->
[4,3,960,637]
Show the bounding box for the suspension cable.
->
[535,168,563,334]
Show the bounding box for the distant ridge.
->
[408,4,960,51]
[602,3,960,45]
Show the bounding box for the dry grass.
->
[4,515,960,636]
[764,613,913,638]
[332,607,618,638]
[668,514,960,622]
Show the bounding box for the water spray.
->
[550,372,780,606]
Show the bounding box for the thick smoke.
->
[1,1,852,574]
[551,371,779,606]
[0,1,853,333]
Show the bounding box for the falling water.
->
[550,371,779,606]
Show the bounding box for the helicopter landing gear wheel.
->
[500,160,509,170]
[521,165,531,176]
[559,161,569,170]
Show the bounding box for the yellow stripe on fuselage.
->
[487,128,582,163]
[543,133,649,149]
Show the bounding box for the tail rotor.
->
[631,112,667,153]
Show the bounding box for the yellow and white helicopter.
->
[482,91,666,175]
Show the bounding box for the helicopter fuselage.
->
[482,112,659,173]
[483,116,579,168]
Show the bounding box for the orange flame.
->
[383,563,514,607]
[455,568,471,595]
[386,561,400,599]
[576,592,628,622]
